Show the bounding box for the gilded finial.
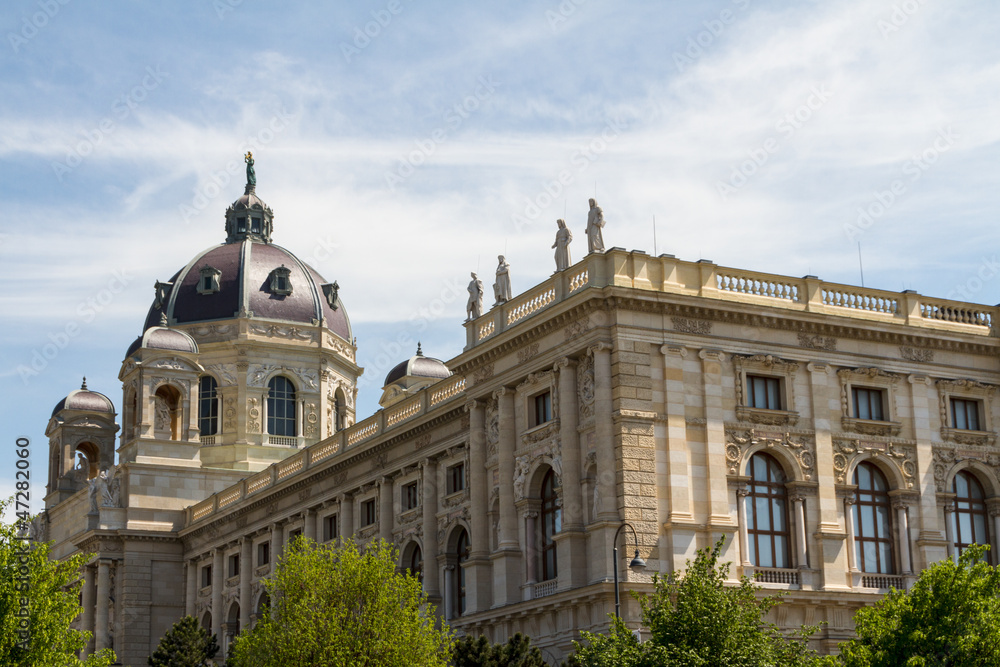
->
[81,376,88,390]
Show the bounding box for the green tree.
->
[228,536,452,667]
[569,536,821,667]
[0,499,116,667]
[834,544,1000,667]
[148,615,219,666]
[452,632,546,666]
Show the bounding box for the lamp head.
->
[629,549,646,571]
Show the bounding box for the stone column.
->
[94,560,111,651]
[185,560,197,617]
[492,387,523,606]
[421,458,441,601]
[943,500,956,564]
[661,345,695,572]
[270,522,284,563]
[698,349,731,524]
[524,511,538,586]
[991,506,1000,564]
[82,564,96,656]
[303,508,316,542]
[340,493,354,539]
[315,508,326,542]
[239,538,252,631]
[212,548,224,640]
[443,565,455,619]
[909,374,945,569]
[895,501,912,575]
[465,399,491,612]
[380,477,394,543]
[844,495,858,573]
[592,343,617,520]
[735,484,751,567]
[792,494,809,569]
[555,357,587,589]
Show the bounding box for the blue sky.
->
[2,0,999,513]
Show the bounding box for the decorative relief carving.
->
[578,354,595,422]
[370,451,388,471]
[517,343,540,364]
[672,317,712,335]
[797,333,837,351]
[249,323,316,341]
[899,346,934,362]
[149,358,190,371]
[486,398,499,445]
[832,438,916,489]
[191,324,234,339]
[521,421,558,446]
[725,427,816,481]
[304,403,318,438]
[932,446,1000,493]
[249,365,277,386]
[247,398,261,434]
[415,434,432,450]
[323,334,356,362]
[207,364,237,385]
[564,318,590,340]
[298,489,311,501]
[471,363,495,385]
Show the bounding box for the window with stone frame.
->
[540,469,561,581]
[228,553,239,578]
[447,463,465,495]
[323,514,338,541]
[838,368,901,436]
[197,265,222,295]
[361,499,377,527]
[938,379,996,445]
[746,452,792,569]
[852,462,895,575]
[734,355,799,426]
[268,265,293,296]
[198,375,218,437]
[201,565,212,588]
[531,391,552,428]
[402,481,419,511]
[952,470,990,560]
[257,541,270,566]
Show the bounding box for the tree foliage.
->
[833,544,1000,667]
[228,536,452,667]
[0,498,117,667]
[148,614,219,667]
[452,632,546,666]
[569,537,821,667]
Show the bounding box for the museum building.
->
[40,176,1000,664]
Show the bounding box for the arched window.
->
[198,376,218,437]
[954,470,989,558]
[406,544,423,583]
[541,469,561,581]
[267,376,296,437]
[747,453,791,568]
[853,462,895,574]
[454,529,469,617]
[154,385,182,440]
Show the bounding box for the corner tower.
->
[118,159,361,471]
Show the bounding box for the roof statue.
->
[493,255,512,306]
[245,151,256,192]
[466,272,484,321]
[586,198,605,254]
[553,219,572,272]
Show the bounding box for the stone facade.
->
[41,193,1000,663]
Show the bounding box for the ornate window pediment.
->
[734,354,800,426]
[197,265,222,295]
[268,265,292,296]
[838,368,902,436]
[937,379,997,446]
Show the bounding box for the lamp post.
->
[613,522,646,619]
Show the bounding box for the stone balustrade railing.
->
[464,248,998,349]
[184,374,467,527]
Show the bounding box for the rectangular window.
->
[257,541,270,566]
[403,482,419,511]
[289,528,302,543]
[746,375,782,410]
[324,514,339,541]
[362,499,377,527]
[228,554,239,578]
[852,387,885,421]
[236,217,246,233]
[201,565,212,588]
[532,392,552,427]
[951,398,981,430]
[447,463,466,495]
[251,217,262,233]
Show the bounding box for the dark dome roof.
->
[140,240,351,341]
[51,378,115,417]
[125,325,199,358]
[384,345,451,387]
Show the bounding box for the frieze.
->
[832,438,916,489]
[324,334,356,362]
[899,346,934,362]
[517,343,540,364]
[797,332,837,351]
[249,323,316,342]
[471,363,495,385]
[725,427,816,482]
[672,317,712,335]
[190,324,235,339]
[564,317,590,340]
[148,358,191,371]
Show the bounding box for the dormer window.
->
[197,266,222,295]
[269,265,293,296]
[153,281,173,310]
[321,282,339,310]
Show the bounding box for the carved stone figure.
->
[88,477,99,514]
[245,151,256,188]
[586,198,605,254]
[102,467,121,507]
[493,255,512,305]
[513,456,529,501]
[466,272,484,321]
[154,396,170,432]
[552,219,573,272]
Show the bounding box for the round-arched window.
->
[267,376,296,437]
[853,462,895,574]
[747,453,790,568]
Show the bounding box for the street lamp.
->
[613,522,646,619]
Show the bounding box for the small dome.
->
[51,378,115,417]
[125,321,199,358]
[384,343,451,387]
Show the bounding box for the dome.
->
[125,321,199,358]
[138,181,351,342]
[384,344,451,387]
[51,378,115,417]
